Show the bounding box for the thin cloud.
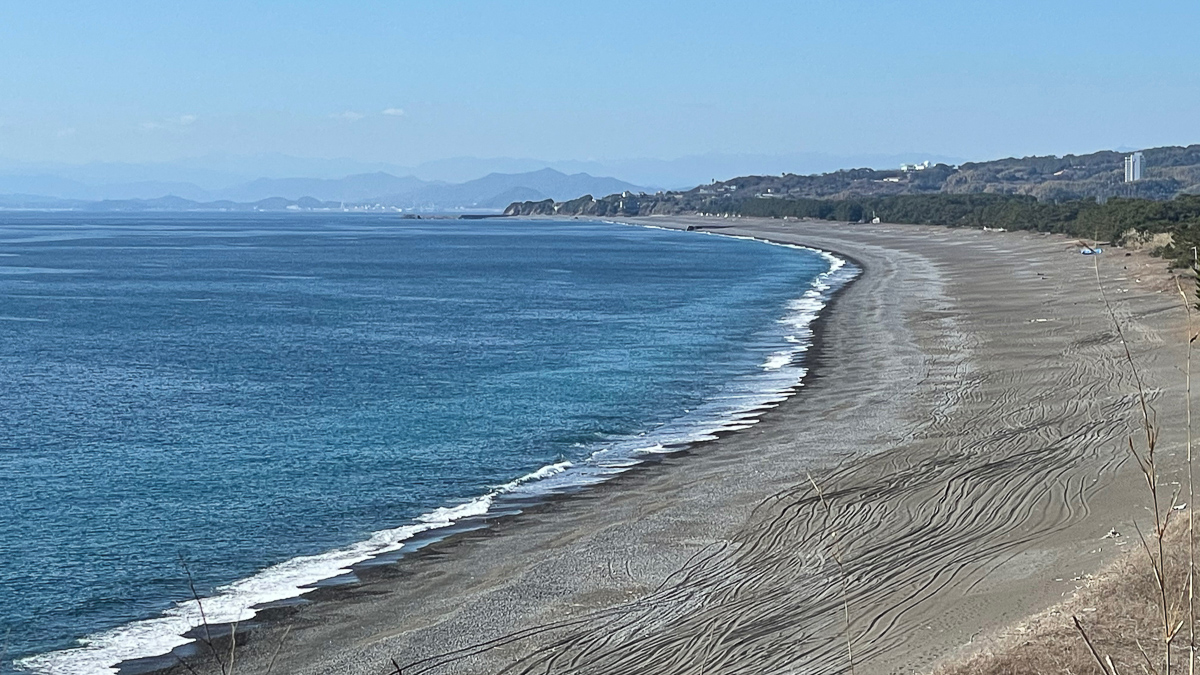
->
[140,115,197,130]
[56,127,77,138]
[331,111,366,121]
[382,108,405,117]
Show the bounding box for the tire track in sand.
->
[393,227,1164,675]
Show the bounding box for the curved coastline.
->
[18,221,857,675]
[38,215,1186,675]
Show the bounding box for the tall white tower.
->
[1124,151,1144,182]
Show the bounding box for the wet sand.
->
[160,217,1189,675]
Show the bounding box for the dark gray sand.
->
[164,218,1188,675]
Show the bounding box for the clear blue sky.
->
[0,0,1196,166]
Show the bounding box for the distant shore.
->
[149,216,1186,675]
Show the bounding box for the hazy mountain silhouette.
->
[0,167,646,211]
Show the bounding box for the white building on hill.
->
[1124,151,1144,182]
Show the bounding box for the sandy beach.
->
[156,216,1189,675]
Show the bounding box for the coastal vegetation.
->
[724,194,1200,266]
[507,192,1200,267]
[505,144,1200,266]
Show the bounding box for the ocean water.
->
[0,214,853,674]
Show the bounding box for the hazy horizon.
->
[2,1,1195,179]
[0,149,975,191]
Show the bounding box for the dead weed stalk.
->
[1069,248,1197,675]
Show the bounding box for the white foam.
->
[761,351,793,370]
[17,463,573,675]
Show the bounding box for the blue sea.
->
[0,214,853,674]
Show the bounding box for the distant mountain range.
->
[0,150,965,198]
[0,168,646,212]
[16,145,1180,215]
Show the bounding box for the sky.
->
[0,0,1197,172]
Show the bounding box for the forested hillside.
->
[505,145,1200,265]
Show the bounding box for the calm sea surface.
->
[0,214,846,674]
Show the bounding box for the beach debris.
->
[1103,528,1121,539]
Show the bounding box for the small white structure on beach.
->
[1124,152,1144,182]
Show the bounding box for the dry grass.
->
[808,472,856,675]
[936,526,1195,675]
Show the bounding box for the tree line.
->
[717,194,1200,266]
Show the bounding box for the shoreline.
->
[19,219,856,675]
[93,216,1188,675]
